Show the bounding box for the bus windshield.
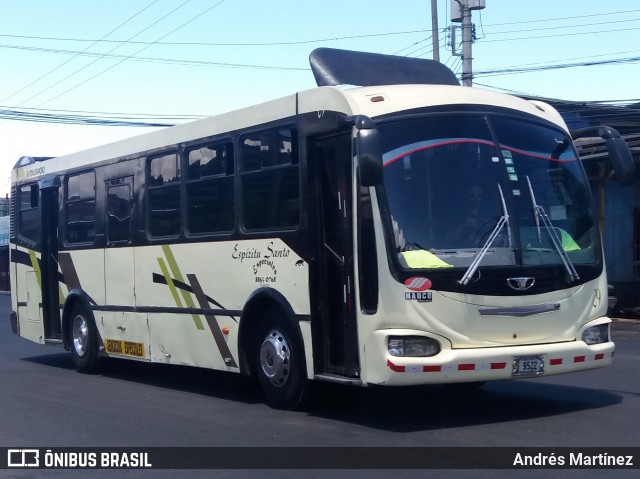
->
[380,114,600,271]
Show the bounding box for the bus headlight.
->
[582,324,609,345]
[388,336,440,357]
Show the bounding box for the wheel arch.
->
[238,288,304,377]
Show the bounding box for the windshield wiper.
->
[526,176,580,282]
[459,184,511,286]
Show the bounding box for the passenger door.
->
[312,133,360,378]
[40,178,62,342]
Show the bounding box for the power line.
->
[482,17,640,36]
[392,35,432,56]
[479,25,639,44]
[0,107,175,127]
[7,11,632,53]
[18,0,196,109]
[0,29,430,48]
[481,8,640,27]
[0,104,204,120]
[35,1,233,109]
[0,0,162,105]
[475,55,640,78]
[0,43,310,71]
[473,83,640,112]
[478,49,640,72]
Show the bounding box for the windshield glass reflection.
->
[380,114,599,271]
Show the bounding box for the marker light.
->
[388,336,440,357]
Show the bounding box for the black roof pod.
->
[309,48,460,87]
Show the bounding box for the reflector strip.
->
[386,351,613,374]
[387,360,405,372]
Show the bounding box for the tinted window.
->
[148,153,180,238]
[66,171,96,244]
[18,184,39,243]
[188,143,233,179]
[150,153,180,186]
[107,183,132,243]
[242,129,299,230]
[242,129,295,172]
[187,142,235,235]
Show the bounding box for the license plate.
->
[512,355,544,377]
[105,339,145,358]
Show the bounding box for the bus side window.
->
[65,171,96,245]
[148,152,180,238]
[107,183,132,243]
[18,183,40,243]
[241,128,299,230]
[186,142,235,235]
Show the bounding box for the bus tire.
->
[69,304,101,374]
[255,308,307,410]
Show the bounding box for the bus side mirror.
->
[605,137,635,187]
[572,126,636,187]
[357,128,383,187]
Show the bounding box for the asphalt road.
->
[0,293,638,479]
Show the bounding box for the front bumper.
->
[363,325,614,386]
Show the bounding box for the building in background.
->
[0,195,10,217]
[0,216,9,291]
[549,100,640,314]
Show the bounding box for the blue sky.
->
[1,0,638,196]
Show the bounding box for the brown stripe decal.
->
[187,274,238,368]
[58,252,82,291]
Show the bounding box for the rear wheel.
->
[69,304,101,373]
[255,308,308,410]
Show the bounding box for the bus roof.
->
[13,83,567,182]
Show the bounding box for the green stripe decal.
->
[157,258,184,308]
[160,245,204,330]
[27,249,65,305]
[28,250,42,289]
[58,286,65,307]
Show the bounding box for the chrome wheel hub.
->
[72,315,89,358]
[259,329,291,387]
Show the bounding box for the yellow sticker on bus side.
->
[105,339,145,358]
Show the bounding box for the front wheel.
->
[255,308,308,410]
[69,304,101,373]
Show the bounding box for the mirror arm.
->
[570,125,623,141]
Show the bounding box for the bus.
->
[9,49,635,409]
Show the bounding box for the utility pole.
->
[431,0,440,62]
[461,2,473,86]
[451,0,486,87]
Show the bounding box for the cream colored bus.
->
[9,49,634,409]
